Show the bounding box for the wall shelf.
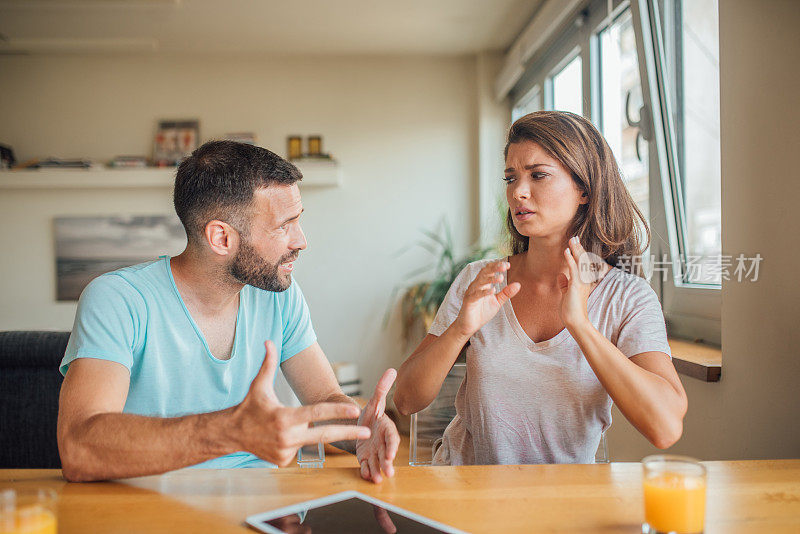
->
[0,160,341,189]
[293,159,342,187]
[669,337,722,382]
[0,168,175,189]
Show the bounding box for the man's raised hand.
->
[356,368,401,484]
[230,341,371,466]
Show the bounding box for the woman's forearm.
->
[394,326,471,416]
[567,320,687,449]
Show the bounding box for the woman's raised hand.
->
[558,236,608,329]
[452,261,521,338]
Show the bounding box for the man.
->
[57,141,399,483]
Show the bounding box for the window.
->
[599,9,649,222]
[674,0,722,284]
[552,55,583,115]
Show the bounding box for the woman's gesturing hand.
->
[452,261,521,338]
[558,237,608,329]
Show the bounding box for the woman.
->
[394,111,687,465]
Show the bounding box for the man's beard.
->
[228,238,298,292]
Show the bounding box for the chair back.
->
[0,331,69,468]
[409,363,466,466]
[595,431,609,463]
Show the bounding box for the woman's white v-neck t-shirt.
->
[428,258,671,465]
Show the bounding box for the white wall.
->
[606,0,800,461]
[0,54,479,394]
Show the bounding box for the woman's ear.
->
[579,190,590,205]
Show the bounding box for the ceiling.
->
[0,0,544,55]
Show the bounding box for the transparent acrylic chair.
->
[409,361,611,465]
[595,430,609,464]
[409,363,466,466]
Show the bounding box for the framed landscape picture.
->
[54,215,187,301]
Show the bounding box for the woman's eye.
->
[531,172,548,180]
[502,175,515,183]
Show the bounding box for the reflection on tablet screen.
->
[263,496,451,533]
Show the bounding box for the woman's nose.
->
[512,182,530,200]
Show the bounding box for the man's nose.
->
[290,226,307,251]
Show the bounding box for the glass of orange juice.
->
[0,488,58,534]
[642,455,706,534]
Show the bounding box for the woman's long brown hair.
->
[504,110,650,277]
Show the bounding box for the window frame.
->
[630,0,721,343]
[512,84,543,123]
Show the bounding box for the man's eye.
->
[532,172,549,180]
[502,176,515,183]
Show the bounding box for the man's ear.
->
[204,220,239,256]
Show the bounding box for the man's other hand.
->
[356,368,401,483]
[231,341,371,466]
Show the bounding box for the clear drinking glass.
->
[0,488,58,534]
[296,442,325,468]
[642,455,706,534]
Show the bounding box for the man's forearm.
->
[320,393,361,455]
[59,408,239,482]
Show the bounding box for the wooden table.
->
[2,460,799,533]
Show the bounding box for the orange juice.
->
[12,505,57,534]
[644,472,706,533]
[0,490,57,534]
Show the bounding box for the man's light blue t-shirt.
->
[60,255,317,469]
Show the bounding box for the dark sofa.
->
[0,331,69,468]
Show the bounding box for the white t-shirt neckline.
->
[500,258,619,352]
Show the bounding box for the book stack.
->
[109,156,148,168]
[20,158,93,169]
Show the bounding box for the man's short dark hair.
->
[173,140,302,242]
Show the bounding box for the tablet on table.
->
[245,490,467,534]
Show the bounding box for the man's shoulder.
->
[81,258,165,304]
[109,257,165,282]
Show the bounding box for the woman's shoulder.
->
[591,267,663,329]
[598,266,659,305]
[450,257,503,289]
[465,257,500,271]
[458,257,503,275]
